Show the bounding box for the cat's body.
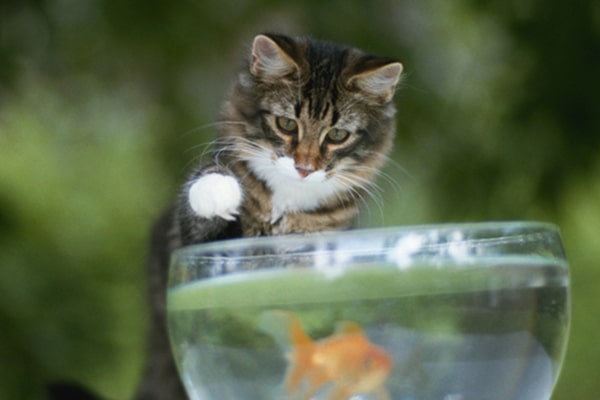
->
[136,33,402,399]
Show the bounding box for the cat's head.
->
[220,33,402,204]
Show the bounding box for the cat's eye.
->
[275,116,298,135]
[326,128,351,143]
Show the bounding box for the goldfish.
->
[259,310,393,400]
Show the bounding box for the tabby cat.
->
[136,33,403,399]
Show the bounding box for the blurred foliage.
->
[1,0,599,399]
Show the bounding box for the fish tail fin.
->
[284,312,315,394]
[258,309,313,349]
[258,310,314,393]
[287,312,312,348]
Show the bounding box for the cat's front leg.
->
[188,173,242,221]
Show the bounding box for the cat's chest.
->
[269,183,326,223]
[240,187,324,234]
[239,207,332,237]
[239,182,339,236]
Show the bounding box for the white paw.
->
[188,173,242,221]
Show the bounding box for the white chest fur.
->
[248,156,344,222]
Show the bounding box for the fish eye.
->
[276,116,298,135]
[326,128,351,143]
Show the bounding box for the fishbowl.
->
[167,222,570,400]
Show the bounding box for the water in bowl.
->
[167,257,569,400]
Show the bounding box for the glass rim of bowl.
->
[170,220,566,263]
[167,220,569,313]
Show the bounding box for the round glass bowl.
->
[167,222,570,400]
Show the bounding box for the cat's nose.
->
[295,166,314,178]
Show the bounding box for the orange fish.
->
[259,310,393,400]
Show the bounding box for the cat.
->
[135,33,403,399]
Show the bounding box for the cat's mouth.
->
[247,153,331,187]
[274,156,328,183]
[294,165,314,179]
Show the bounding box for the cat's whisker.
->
[337,164,385,190]
[349,158,408,192]
[180,140,222,172]
[339,171,380,191]
[231,144,272,161]
[198,120,248,131]
[214,120,248,127]
[184,139,217,154]
[334,172,384,213]
[380,154,414,181]
[179,125,214,138]
[183,123,252,159]
[350,171,384,205]
[337,181,383,224]
[346,164,401,194]
[178,121,248,142]
[329,176,361,203]
[210,136,273,163]
[185,135,251,158]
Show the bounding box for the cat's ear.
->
[250,34,299,79]
[348,61,403,103]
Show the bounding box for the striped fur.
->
[137,34,402,399]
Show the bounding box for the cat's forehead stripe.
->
[294,102,302,118]
[331,108,340,126]
[302,44,346,121]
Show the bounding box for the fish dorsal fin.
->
[334,321,364,335]
[258,309,313,349]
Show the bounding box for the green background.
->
[1,0,598,398]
